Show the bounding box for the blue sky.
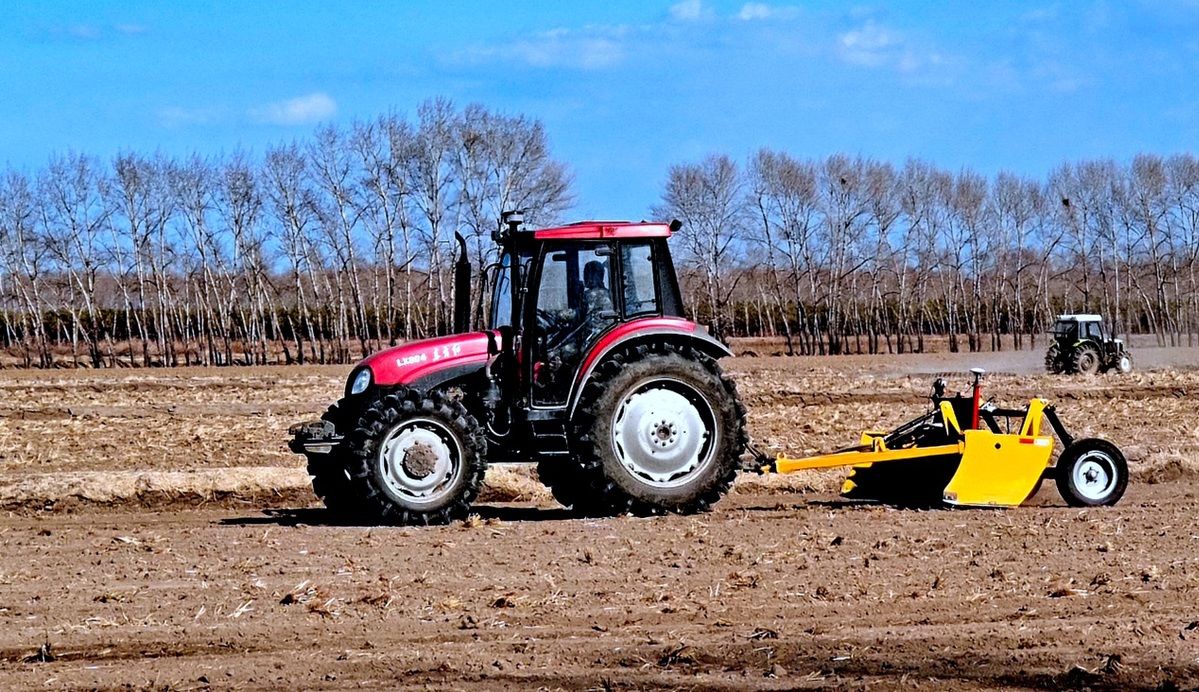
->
[2,1,1199,218]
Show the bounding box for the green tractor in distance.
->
[1045,314,1133,375]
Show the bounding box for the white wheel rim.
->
[377,417,463,508]
[1120,356,1131,372]
[611,377,717,489]
[1072,451,1117,502]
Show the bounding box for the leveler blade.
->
[841,455,962,507]
[941,430,1054,506]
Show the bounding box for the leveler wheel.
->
[344,389,487,525]
[1054,438,1128,507]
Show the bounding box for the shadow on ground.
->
[218,503,578,527]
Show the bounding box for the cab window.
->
[621,242,659,317]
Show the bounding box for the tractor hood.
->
[359,331,495,388]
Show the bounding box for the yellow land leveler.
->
[757,369,1128,508]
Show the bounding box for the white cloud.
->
[670,0,714,22]
[516,28,625,68]
[837,21,901,67]
[453,26,629,70]
[65,24,102,40]
[157,105,228,128]
[248,92,338,126]
[114,23,148,36]
[44,23,148,41]
[737,3,799,21]
[836,20,943,74]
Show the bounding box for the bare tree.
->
[655,154,746,342]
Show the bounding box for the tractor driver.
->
[580,260,615,340]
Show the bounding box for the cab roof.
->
[531,220,673,241]
[1057,314,1103,322]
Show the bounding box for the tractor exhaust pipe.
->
[453,232,471,334]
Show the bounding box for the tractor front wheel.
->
[572,344,747,516]
[1116,352,1133,374]
[344,389,487,525]
[1054,438,1128,507]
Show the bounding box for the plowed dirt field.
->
[1,348,1198,690]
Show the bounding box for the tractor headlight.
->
[348,368,372,396]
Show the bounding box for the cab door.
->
[529,243,618,406]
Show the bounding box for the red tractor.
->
[290,212,748,525]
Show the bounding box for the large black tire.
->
[306,399,359,518]
[344,389,487,525]
[1054,438,1128,507]
[1074,345,1101,375]
[571,343,747,516]
[1044,344,1064,374]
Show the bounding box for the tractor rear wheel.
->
[344,389,487,525]
[1054,438,1128,507]
[306,399,359,519]
[1044,344,1064,374]
[1073,345,1101,375]
[572,343,747,516]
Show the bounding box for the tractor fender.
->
[567,317,732,417]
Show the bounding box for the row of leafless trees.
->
[0,99,571,367]
[658,151,1199,354]
[2,100,1197,366]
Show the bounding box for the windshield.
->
[489,252,513,329]
[1052,320,1074,337]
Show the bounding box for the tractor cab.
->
[1051,315,1106,342]
[487,212,687,408]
